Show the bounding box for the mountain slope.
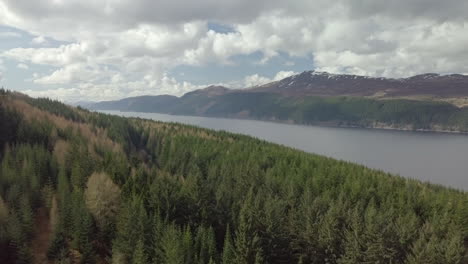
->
[87,71,468,132]
[1,90,468,263]
[89,94,179,112]
[250,71,468,97]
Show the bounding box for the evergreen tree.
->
[222,225,235,264]
[132,239,148,264]
[182,226,194,264]
[112,197,148,263]
[161,224,184,264]
[57,167,72,232]
[70,191,95,262]
[2,92,468,264]
[443,229,464,264]
[151,213,165,263]
[234,191,260,264]
[19,195,34,238]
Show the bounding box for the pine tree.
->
[112,200,134,263]
[406,224,443,264]
[112,197,149,263]
[161,224,184,264]
[19,195,34,238]
[7,208,31,264]
[254,250,264,264]
[338,208,364,264]
[194,225,217,264]
[57,167,72,232]
[222,225,235,264]
[443,229,464,264]
[151,213,165,263]
[70,163,84,190]
[132,239,148,264]
[182,226,193,264]
[70,191,95,262]
[234,191,258,264]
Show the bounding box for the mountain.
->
[183,85,231,97]
[87,71,468,132]
[250,71,468,97]
[1,89,467,263]
[89,94,178,112]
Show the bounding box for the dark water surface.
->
[104,110,468,190]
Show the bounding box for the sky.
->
[0,0,467,102]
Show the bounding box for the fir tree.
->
[132,239,148,264]
[222,225,235,264]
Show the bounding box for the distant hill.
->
[88,94,178,112]
[249,71,468,97]
[86,71,468,132]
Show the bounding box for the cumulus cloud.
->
[25,73,204,102]
[243,74,272,87]
[242,71,297,87]
[0,0,467,101]
[0,0,314,38]
[31,35,46,45]
[34,64,103,85]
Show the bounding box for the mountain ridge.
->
[88,70,468,106]
[86,70,468,133]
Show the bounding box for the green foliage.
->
[131,239,148,264]
[70,190,95,262]
[0,104,21,153]
[1,92,468,263]
[112,197,149,263]
[91,90,468,132]
[24,97,84,122]
[221,225,235,264]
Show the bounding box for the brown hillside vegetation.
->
[2,96,123,157]
[1,90,468,263]
[31,207,52,264]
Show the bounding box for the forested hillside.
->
[1,89,468,264]
[89,91,468,133]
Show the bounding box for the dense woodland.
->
[1,89,468,264]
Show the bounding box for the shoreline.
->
[97,109,468,135]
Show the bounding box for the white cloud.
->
[0,0,468,101]
[33,64,103,85]
[242,71,297,87]
[243,74,272,87]
[4,43,90,66]
[273,71,296,81]
[25,72,204,102]
[17,63,28,69]
[31,35,47,45]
